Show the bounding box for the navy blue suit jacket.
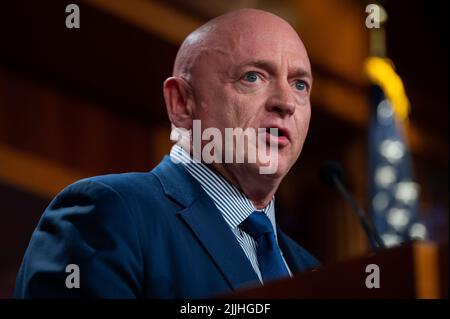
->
[15,156,320,298]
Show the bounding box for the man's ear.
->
[163,77,194,129]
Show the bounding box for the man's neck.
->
[209,162,280,209]
[178,143,280,209]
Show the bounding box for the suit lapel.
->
[277,226,314,273]
[178,194,260,290]
[152,156,260,290]
[277,230,302,273]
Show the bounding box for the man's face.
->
[188,23,312,178]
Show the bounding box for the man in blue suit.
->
[15,8,319,298]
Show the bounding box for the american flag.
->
[366,57,427,247]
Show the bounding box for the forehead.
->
[200,27,310,75]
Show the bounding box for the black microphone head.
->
[319,160,344,187]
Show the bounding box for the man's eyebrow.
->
[235,59,312,81]
[236,60,276,72]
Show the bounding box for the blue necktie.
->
[240,211,290,283]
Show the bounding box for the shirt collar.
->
[170,144,276,230]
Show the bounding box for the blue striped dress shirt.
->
[170,144,292,283]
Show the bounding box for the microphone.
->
[319,161,385,251]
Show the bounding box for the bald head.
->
[173,9,306,79]
[164,8,312,200]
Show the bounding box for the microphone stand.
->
[331,174,386,251]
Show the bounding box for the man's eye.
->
[295,80,307,91]
[243,72,259,83]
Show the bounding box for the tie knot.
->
[240,211,274,239]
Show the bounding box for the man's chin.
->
[253,157,291,178]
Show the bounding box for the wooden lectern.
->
[225,242,448,299]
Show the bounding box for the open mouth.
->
[266,127,287,137]
[265,127,289,146]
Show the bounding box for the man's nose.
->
[265,81,296,117]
